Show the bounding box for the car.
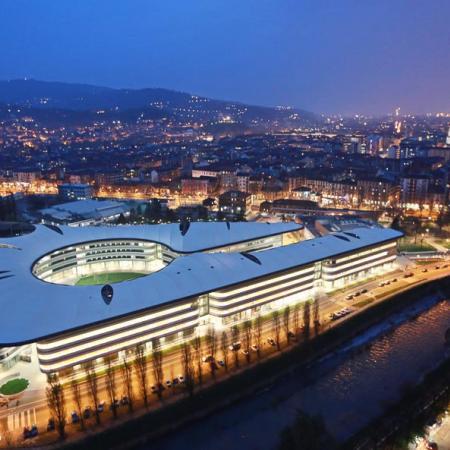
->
[109,399,120,410]
[443,264,448,269]
[241,349,249,356]
[202,355,214,363]
[217,360,225,367]
[71,411,80,423]
[229,341,241,351]
[178,375,185,383]
[354,291,361,297]
[30,425,38,438]
[287,331,296,339]
[267,338,276,346]
[422,268,429,272]
[385,280,391,285]
[345,294,354,300]
[165,380,172,388]
[391,278,397,282]
[47,418,55,431]
[426,442,438,450]
[97,401,105,413]
[251,345,259,352]
[120,395,129,405]
[435,266,441,270]
[360,288,368,294]
[83,406,92,419]
[378,282,385,287]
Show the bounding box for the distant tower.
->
[446,125,450,146]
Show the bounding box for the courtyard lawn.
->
[398,240,435,253]
[0,378,29,396]
[76,272,146,286]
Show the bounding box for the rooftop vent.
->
[101,284,114,305]
[44,224,63,235]
[240,252,262,265]
[179,219,190,236]
[333,234,350,242]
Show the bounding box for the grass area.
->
[435,239,450,249]
[353,298,374,308]
[398,242,435,252]
[0,378,29,396]
[76,272,146,286]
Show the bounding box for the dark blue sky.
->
[1,0,449,115]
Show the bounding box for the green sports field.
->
[76,272,146,286]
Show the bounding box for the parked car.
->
[83,406,92,419]
[251,345,259,352]
[267,338,276,346]
[97,401,105,413]
[47,418,55,431]
[120,395,129,406]
[229,342,241,351]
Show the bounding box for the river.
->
[147,294,450,450]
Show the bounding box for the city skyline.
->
[1,0,449,116]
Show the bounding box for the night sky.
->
[1,0,449,115]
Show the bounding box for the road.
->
[1,260,449,443]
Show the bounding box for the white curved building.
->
[0,221,401,376]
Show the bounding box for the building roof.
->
[0,222,400,345]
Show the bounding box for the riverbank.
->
[343,356,450,450]
[54,276,450,450]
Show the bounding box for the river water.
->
[149,295,450,450]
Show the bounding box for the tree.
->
[46,374,66,440]
[292,303,300,335]
[104,355,118,418]
[220,331,230,371]
[254,315,263,360]
[181,342,195,397]
[84,363,101,425]
[303,301,311,340]
[313,297,321,336]
[70,379,85,430]
[272,310,281,351]
[121,357,134,412]
[231,325,241,368]
[283,306,291,344]
[243,320,252,364]
[206,327,218,379]
[192,335,203,386]
[134,344,150,407]
[151,341,164,401]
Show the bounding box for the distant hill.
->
[0,79,317,126]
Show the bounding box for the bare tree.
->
[254,315,263,360]
[84,363,101,425]
[46,373,66,440]
[121,356,134,412]
[243,320,252,364]
[105,355,118,418]
[192,335,203,386]
[134,343,150,407]
[207,327,218,379]
[292,303,300,335]
[70,379,85,430]
[151,341,164,401]
[303,301,311,340]
[220,331,230,371]
[313,297,321,336]
[181,342,195,397]
[231,325,241,368]
[272,310,281,351]
[283,306,291,344]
